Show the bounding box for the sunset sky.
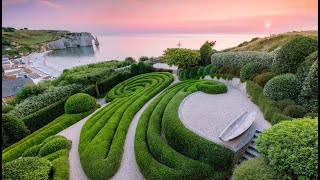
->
[2,0,318,35]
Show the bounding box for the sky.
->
[2,0,318,35]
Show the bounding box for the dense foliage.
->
[298,60,318,113]
[233,156,290,180]
[263,74,300,101]
[65,93,96,114]
[163,48,200,68]
[240,62,260,81]
[246,81,292,124]
[277,99,296,111]
[283,104,305,118]
[14,83,47,104]
[2,157,52,180]
[2,105,14,113]
[10,84,82,118]
[189,66,199,79]
[2,113,30,149]
[256,117,318,179]
[139,56,149,62]
[211,51,273,68]
[271,36,318,74]
[253,72,276,87]
[197,67,205,76]
[199,41,214,66]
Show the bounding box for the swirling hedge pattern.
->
[135,79,234,180]
[79,72,173,179]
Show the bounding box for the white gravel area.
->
[179,86,271,149]
[58,103,108,180]
[111,74,179,180]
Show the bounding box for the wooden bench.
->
[219,111,256,142]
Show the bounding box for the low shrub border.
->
[246,80,292,124]
[135,80,234,179]
[79,72,173,179]
[2,105,99,164]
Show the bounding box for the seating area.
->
[219,111,256,142]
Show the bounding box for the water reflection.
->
[46,46,96,58]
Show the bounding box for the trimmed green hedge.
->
[197,67,205,76]
[233,156,290,180]
[211,51,274,68]
[2,105,14,113]
[79,72,173,179]
[246,80,292,124]
[65,93,96,114]
[277,99,295,111]
[21,97,67,133]
[283,105,305,118]
[253,72,275,87]
[2,113,30,149]
[2,105,98,164]
[240,62,260,82]
[272,36,318,74]
[135,80,234,179]
[263,73,300,101]
[2,157,52,180]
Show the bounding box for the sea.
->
[43,33,269,75]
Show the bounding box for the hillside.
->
[2,29,69,58]
[222,30,318,52]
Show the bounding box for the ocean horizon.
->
[43,33,269,73]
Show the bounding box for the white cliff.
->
[42,32,99,51]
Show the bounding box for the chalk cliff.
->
[42,32,99,51]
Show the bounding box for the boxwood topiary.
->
[2,157,52,180]
[197,67,205,76]
[204,64,213,75]
[64,93,96,114]
[253,72,276,87]
[263,73,300,101]
[304,112,318,119]
[272,36,318,74]
[189,66,199,79]
[209,66,217,74]
[277,99,296,111]
[38,137,71,157]
[233,156,290,180]
[2,105,14,113]
[283,105,305,118]
[22,144,42,157]
[2,113,30,146]
[240,62,260,81]
[184,68,191,79]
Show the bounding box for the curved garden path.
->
[179,85,271,149]
[58,74,179,180]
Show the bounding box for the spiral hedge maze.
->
[79,72,174,179]
[135,79,235,180]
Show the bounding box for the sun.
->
[265,22,271,28]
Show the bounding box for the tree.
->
[199,41,215,66]
[139,56,149,62]
[162,48,200,69]
[124,57,136,63]
[256,117,318,179]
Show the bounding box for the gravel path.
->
[111,74,179,180]
[179,86,271,149]
[58,103,108,180]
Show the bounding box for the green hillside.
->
[223,30,318,52]
[2,29,69,58]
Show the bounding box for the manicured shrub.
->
[178,69,185,80]
[125,56,136,63]
[2,105,14,113]
[184,68,191,79]
[204,64,213,75]
[298,60,318,113]
[240,62,260,81]
[197,67,205,76]
[253,72,276,87]
[272,36,318,74]
[200,41,214,66]
[211,51,274,68]
[64,93,96,114]
[283,105,305,118]
[233,156,290,180]
[277,99,296,111]
[10,84,82,119]
[305,112,318,119]
[139,56,149,62]
[22,97,67,133]
[2,157,52,180]
[79,73,174,179]
[2,107,97,163]
[296,60,313,81]
[246,81,292,124]
[189,66,199,79]
[209,66,217,74]
[163,48,200,69]
[14,83,47,104]
[256,117,318,179]
[2,113,30,148]
[22,144,42,157]
[263,74,300,101]
[198,83,227,94]
[229,67,240,76]
[38,137,71,157]
[305,50,318,62]
[137,61,146,74]
[218,66,229,74]
[98,72,129,96]
[130,63,139,76]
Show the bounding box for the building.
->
[3,68,25,79]
[2,59,14,70]
[2,76,34,102]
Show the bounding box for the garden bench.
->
[219,111,256,141]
